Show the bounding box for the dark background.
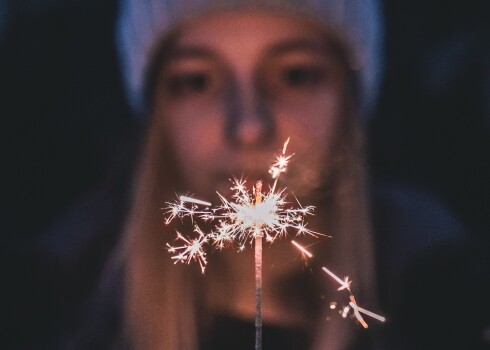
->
[1,0,489,348]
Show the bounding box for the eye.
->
[282,65,326,88]
[167,72,211,96]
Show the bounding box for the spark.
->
[291,240,313,258]
[164,197,211,224]
[179,195,212,207]
[269,137,293,196]
[349,295,368,328]
[349,295,386,323]
[291,240,385,328]
[165,139,385,337]
[282,137,290,154]
[269,154,293,179]
[341,306,350,318]
[166,228,208,274]
[165,139,320,272]
[322,266,352,292]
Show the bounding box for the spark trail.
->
[291,240,386,328]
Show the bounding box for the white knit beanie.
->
[116,0,384,119]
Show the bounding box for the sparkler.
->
[166,139,384,346]
[291,240,386,328]
[165,138,320,350]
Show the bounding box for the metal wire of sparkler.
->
[291,240,386,328]
[164,138,323,350]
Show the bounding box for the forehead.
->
[173,10,333,62]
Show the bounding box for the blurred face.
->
[153,10,347,200]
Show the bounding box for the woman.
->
[95,1,384,349]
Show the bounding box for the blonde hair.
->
[118,63,377,349]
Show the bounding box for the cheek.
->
[271,91,342,197]
[275,91,341,153]
[159,101,226,190]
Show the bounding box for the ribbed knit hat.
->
[116,0,383,118]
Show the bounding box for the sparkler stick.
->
[254,180,263,350]
[165,139,320,349]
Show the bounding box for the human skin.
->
[150,9,349,327]
[153,9,347,201]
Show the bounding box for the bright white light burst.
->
[165,138,319,272]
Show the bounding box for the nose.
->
[226,80,274,147]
